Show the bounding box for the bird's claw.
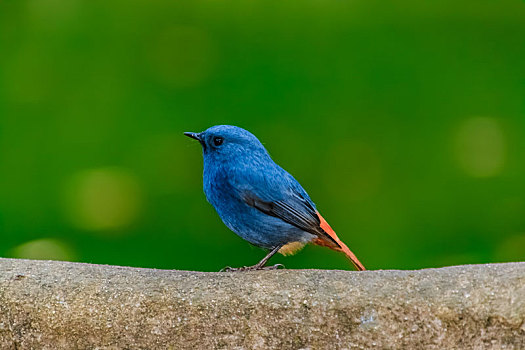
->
[220,263,285,272]
[264,263,285,270]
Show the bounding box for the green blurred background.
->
[1,0,524,271]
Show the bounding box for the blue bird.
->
[185,125,366,271]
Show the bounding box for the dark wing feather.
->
[241,191,340,247]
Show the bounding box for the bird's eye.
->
[213,137,224,147]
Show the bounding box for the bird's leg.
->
[253,244,284,269]
[221,244,285,272]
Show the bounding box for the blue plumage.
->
[196,125,316,248]
[185,125,366,271]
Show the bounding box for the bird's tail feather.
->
[314,212,366,271]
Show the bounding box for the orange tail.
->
[313,212,366,271]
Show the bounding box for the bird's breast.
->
[203,164,237,210]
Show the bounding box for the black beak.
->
[184,132,202,141]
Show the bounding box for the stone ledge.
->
[0,258,523,349]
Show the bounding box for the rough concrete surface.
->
[0,258,523,349]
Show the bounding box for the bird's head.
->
[184,125,268,161]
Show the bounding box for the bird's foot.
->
[220,263,285,272]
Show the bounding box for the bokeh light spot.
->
[64,168,142,232]
[455,117,506,178]
[10,238,76,261]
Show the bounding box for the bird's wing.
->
[240,189,341,248]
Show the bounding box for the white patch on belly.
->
[278,241,307,256]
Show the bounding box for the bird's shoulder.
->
[226,160,285,197]
[233,161,315,209]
